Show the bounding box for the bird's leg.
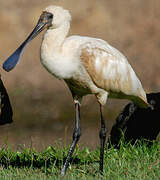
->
[61,100,81,176]
[99,104,107,175]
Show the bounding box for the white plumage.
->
[38,7,149,174]
[40,5,148,107]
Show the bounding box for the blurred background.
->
[0,0,160,150]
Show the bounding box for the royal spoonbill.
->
[3,5,149,175]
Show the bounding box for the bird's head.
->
[44,6,71,29]
[3,5,71,72]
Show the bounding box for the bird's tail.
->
[0,77,13,125]
[133,95,150,109]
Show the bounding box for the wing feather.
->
[80,41,147,103]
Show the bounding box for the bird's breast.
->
[40,50,80,80]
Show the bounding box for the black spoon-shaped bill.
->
[3,11,53,72]
[3,42,26,72]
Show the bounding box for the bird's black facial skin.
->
[41,11,53,29]
[3,11,53,72]
[27,11,54,41]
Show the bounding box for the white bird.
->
[3,5,149,176]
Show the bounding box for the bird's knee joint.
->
[96,91,108,106]
[99,128,107,139]
[73,127,81,141]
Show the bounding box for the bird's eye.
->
[48,13,53,19]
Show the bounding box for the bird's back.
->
[77,37,148,107]
[63,35,148,107]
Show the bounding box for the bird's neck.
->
[41,21,70,54]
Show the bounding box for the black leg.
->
[99,104,107,175]
[61,102,81,176]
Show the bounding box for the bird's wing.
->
[80,41,145,99]
[0,77,13,125]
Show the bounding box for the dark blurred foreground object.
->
[0,76,13,125]
[109,93,160,147]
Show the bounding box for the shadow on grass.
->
[0,145,99,171]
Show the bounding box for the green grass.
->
[0,141,159,180]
